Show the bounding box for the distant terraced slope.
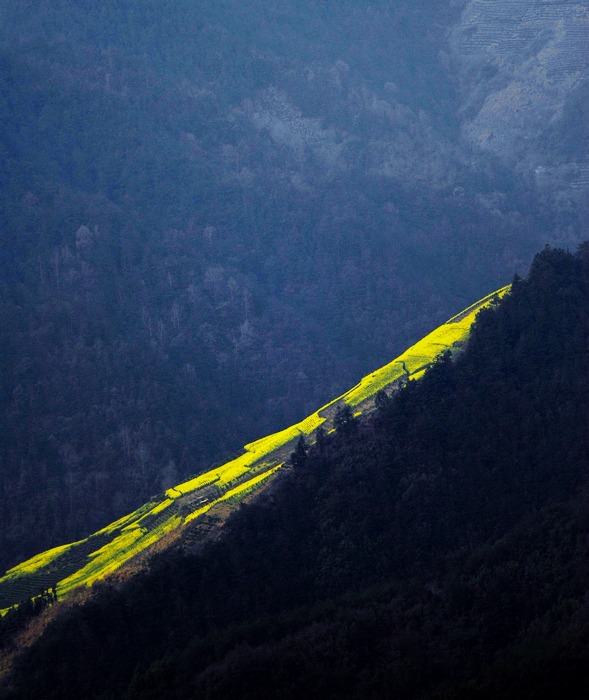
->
[0,285,510,614]
[450,0,589,192]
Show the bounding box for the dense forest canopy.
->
[2,243,588,699]
[0,0,587,572]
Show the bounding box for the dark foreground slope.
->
[2,244,589,699]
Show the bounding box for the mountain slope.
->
[1,1,586,572]
[450,0,589,195]
[0,286,509,613]
[1,244,587,699]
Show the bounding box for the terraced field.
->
[451,0,589,175]
[0,285,510,614]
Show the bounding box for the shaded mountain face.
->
[0,1,587,570]
[450,0,589,194]
[2,244,588,699]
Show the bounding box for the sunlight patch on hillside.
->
[0,284,510,614]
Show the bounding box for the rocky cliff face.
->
[450,0,589,198]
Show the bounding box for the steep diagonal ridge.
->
[0,285,510,613]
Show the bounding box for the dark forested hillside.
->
[3,244,587,699]
[0,1,587,572]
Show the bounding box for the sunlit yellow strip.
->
[166,452,254,498]
[2,540,85,579]
[0,284,511,607]
[184,465,282,526]
[96,501,157,535]
[445,284,511,324]
[124,498,174,530]
[57,516,182,597]
[164,287,511,502]
[52,469,280,596]
[343,285,511,406]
